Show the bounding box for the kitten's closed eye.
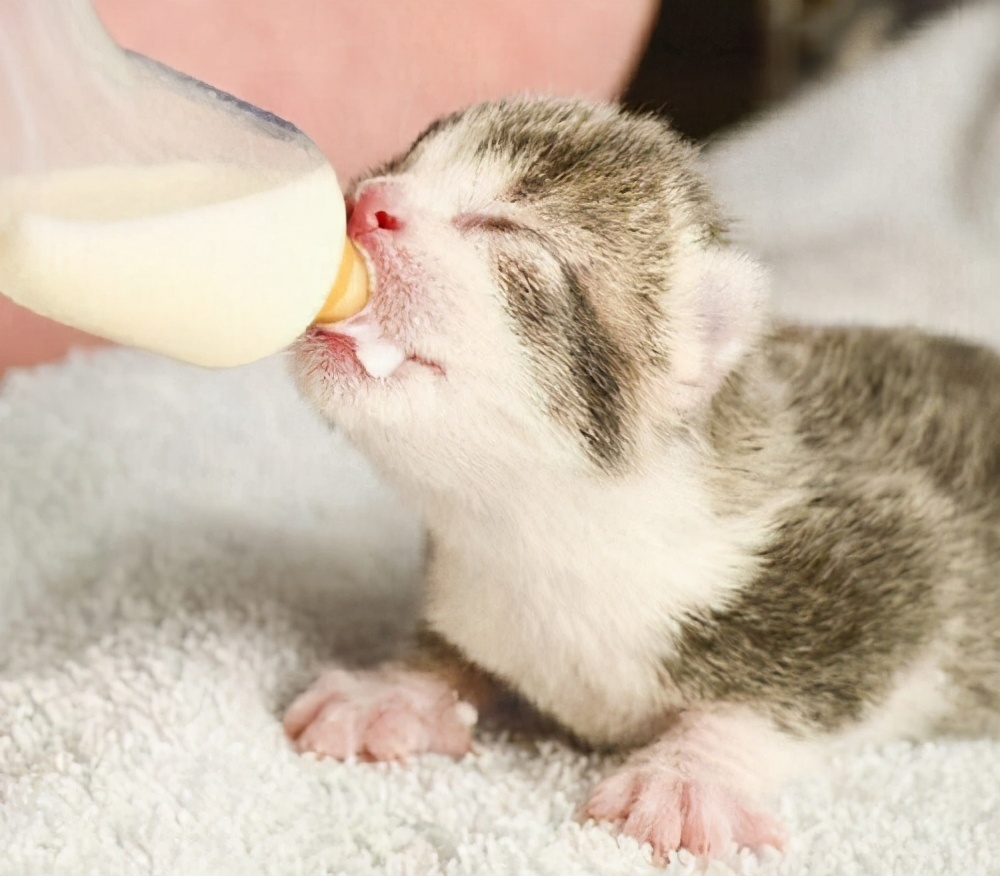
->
[454,212,522,234]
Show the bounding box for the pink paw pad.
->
[283,667,477,762]
[584,764,785,860]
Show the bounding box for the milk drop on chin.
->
[0,161,345,368]
[323,312,407,379]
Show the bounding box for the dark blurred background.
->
[623,0,961,142]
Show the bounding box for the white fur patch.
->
[423,451,768,747]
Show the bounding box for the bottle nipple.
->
[313,239,369,324]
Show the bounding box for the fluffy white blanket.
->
[2,4,999,873]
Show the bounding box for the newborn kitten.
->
[286,95,1000,859]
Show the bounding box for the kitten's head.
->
[293,96,767,491]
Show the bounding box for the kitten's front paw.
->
[283,667,477,762]
[584,762,785,860]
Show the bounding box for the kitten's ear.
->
[670,246,770,408]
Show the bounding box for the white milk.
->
[0,161,344,367]
[333,313,407,379]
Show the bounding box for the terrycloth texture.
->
[3,351,1000,876]
[3,6,1000,875]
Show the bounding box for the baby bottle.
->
[0,0,367,368]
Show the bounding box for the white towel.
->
[4,350,998,875]
[3,4,1000,874]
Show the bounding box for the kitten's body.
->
[285,95,1000,858]
[420,324,1000,751]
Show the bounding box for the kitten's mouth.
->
[305,226,444,381]
[308,312,443,380]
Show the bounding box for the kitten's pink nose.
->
[346,185,404,238]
